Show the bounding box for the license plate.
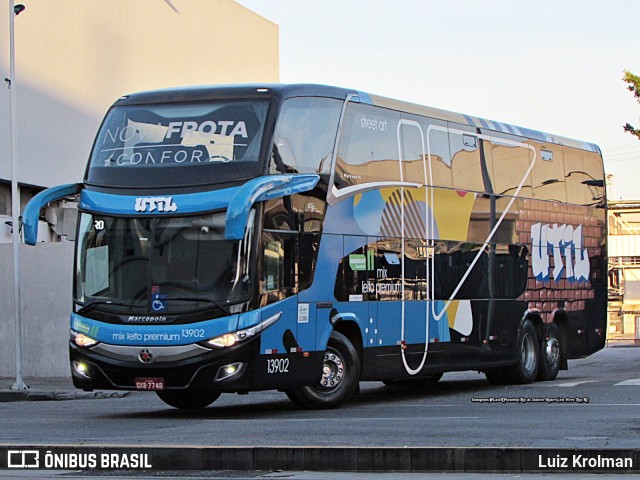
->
[135,377,165,390]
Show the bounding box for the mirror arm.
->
[23,183,82,245]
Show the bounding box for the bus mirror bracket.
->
[225,174,320,240]
[23,183,82,245]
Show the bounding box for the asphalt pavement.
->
[1,344,639,475]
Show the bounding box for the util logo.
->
[134,197,177,213]
[531,223,590,283]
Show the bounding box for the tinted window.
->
[528,140,567,202]
[425,122,453,188]
[482,131,533,198]
[564,147,605,205]
[271,97,342,175]
[335,103,401,188]
[449,124,484,193]
[87,101,269,188]
[74,211,255,315]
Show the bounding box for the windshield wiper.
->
[75,300,145,315]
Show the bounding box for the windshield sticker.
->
[100,119,247,166]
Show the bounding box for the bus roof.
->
[115,83,600,154]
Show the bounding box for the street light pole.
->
[8,0,28,391]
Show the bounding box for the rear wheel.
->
[484,319,539,385]
[285,331,360,409]
[505,319,539,384]
[537,323,562,381]
[484,368,508,385]
[156,389,221,409]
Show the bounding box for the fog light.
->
[215,362,245,382]
[72,360,90,379]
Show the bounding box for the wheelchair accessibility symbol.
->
[151,294,166,312]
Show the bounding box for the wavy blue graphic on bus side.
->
[305,189,453,350]
[79,188,238,216]
[71,313,240,346]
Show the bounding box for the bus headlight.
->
[204,312,281,349]
[208,333,238,348]
[70,330,99,348]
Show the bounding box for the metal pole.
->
[9,0,28,391]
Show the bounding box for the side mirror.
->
[23,183,82,245]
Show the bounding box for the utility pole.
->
[8,0,28,391]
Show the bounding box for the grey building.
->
[0,0,279,376]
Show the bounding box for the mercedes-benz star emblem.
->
[138,349,153,364]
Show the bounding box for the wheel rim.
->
[521,332,537,374]
[318,347,345,391]
[544,336,560,371]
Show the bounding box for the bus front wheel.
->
[156,389,221,409]
[285,331,360,409]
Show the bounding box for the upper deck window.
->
[87,100,269,188]
[270,97,342,175]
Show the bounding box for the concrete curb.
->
[0,390,128,402]
[1,446,639,473]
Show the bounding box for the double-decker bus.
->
[24,84,607,409]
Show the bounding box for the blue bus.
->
[24,84,607,409]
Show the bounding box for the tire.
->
[383,372,444,388]
[285,331,360,409]
[484,368,508,385]
[537,323,562,381]
[484,319,539,385]
[505,319,540,384]
[156,389,221,409]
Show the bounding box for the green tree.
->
[623,70,640,140]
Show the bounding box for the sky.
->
[237,0,640,200]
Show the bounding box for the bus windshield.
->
[74,211,255,315]
[86,100,269,188]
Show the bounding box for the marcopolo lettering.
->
[125,315,169,323]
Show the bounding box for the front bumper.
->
[70,337,322,392]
